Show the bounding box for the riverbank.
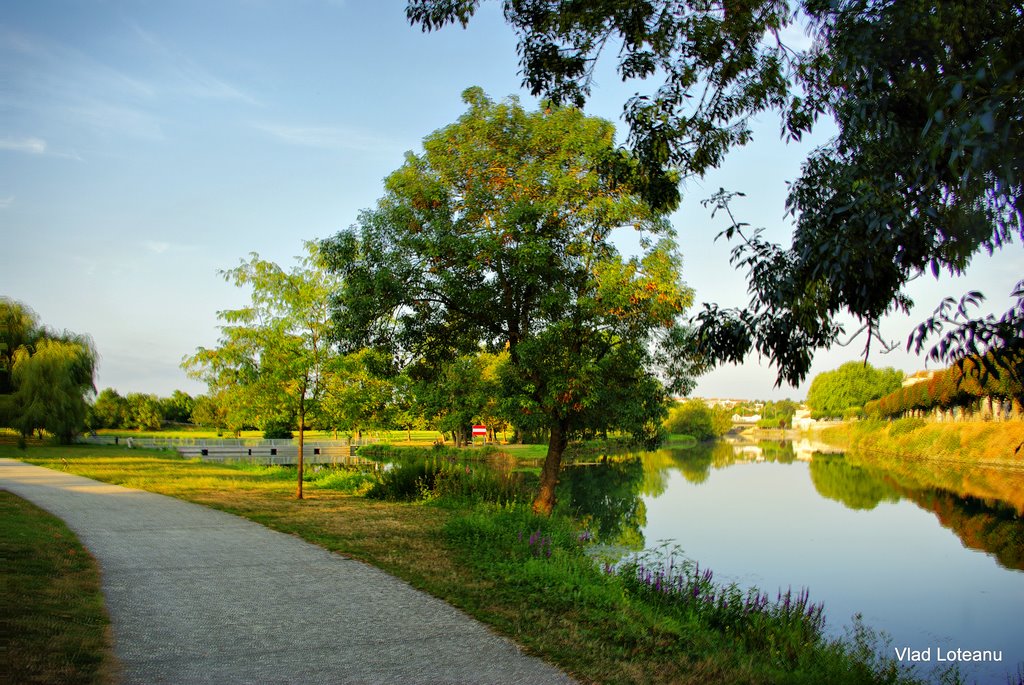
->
[2,443,928,685]
[820,419,1024,468]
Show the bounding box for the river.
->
[554,439,1024,684]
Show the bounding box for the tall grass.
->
[365,456,533,505]
[822,420,1024,464]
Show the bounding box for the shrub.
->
[664,400,730,440]
[888,417,926,437]
[365,457,529,505]
[842,407,864,420]
[309,467,378,494]
[262,420,293,439]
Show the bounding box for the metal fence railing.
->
[78,435,378,449]
[76,434,384,466]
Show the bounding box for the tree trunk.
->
[532,418,568,516]
[296,396,305,500]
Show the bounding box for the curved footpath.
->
[0,459,574,685]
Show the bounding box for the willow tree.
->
[322,88,694,514]
[183,241,340,499]
[1,298,96,443]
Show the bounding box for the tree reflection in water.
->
[556,459,647,550]
[551,439,1024,572]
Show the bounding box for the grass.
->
[0,490,117,685]
[3,442,934,685]
[822,419,1024,466]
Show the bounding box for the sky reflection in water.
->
[558,441,1024,683]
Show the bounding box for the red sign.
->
[472,425,487,436]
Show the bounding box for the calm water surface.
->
[556,440,1024,684]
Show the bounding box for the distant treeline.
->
[865,353,1023,421]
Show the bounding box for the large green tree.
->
[124,393,163,432]
[322,88,694,514]
[806,361,904,419]
[1,298,96,443]
[159,390,196,424]
[406,0,1023,385]
[183,241,340,499]
[91,388,130,429]
[664,399,731,441]
[1,299,42,396]
[318,348,398,441]
[411,351,501,447]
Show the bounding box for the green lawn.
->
[0,490,116,685]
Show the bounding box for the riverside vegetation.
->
[3,442,955,685]
[822,419,1024,467]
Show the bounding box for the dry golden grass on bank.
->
[822,418,1024,466]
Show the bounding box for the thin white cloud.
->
[129,23,259,105]
[0,136,83,161]
[253,122,401,154]
[0,196,14,209]
[65,102,165,141]
[141,240,198,255]
[0,136,47,154]
[144,240,171,254]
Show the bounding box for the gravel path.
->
[0,459,575,685]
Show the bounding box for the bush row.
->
[865,352,1023,420]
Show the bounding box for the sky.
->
[2,1,1020,401]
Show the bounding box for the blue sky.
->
[2,1,1019,401]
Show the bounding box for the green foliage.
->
[865,350,1024,419]
[409,0,1024,384]
[664,399,730,441]
[183,241,340,432]
[757,399,798,430]
[888,417,927,438]
[183,241,342,494]
[808,455,901,511]
[124,392,162,431]
[408,1,793,214]
[262,420,293,440]
[318,348,399,438]
[409,351,503,446]
[365,457,530,505]
[90,388,130,429]
[806,362,904,419]
[305,467,378,495]
[159,390,195,424]
[1,299,97,443]
[0,299,42,396]
[322,88,695,511]
[189,393,230,432]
